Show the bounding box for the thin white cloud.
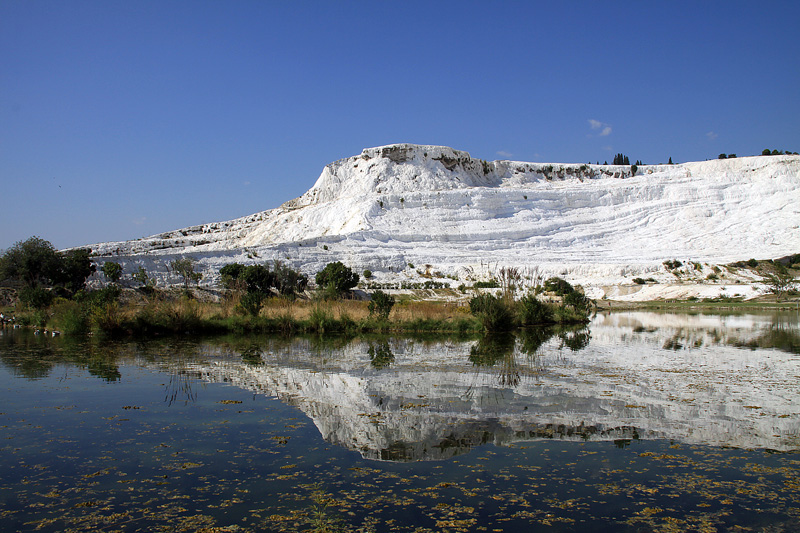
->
[706,131,718,140]
[243,180,251,186]
[589,119,612,136]
[132,217,147,225]
[496,150,513,158]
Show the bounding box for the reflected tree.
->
[240,343,265,366]
[368,341,394,369]
[0,331,124,381]
[518,327,556,356]
[469,333,519,387]
[558,327,591,352]
[86,360,122,381]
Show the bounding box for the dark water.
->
[1,311,798,532]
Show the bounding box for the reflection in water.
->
[2,311,799,462]
[558,327,591,351]
[0,332,125,382]
[367,341,394,369]
[240,343,265,366]
[169,312,799,460]
[164,367,197,406]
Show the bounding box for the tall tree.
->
[56,248,96,293]
[0,236,61,288]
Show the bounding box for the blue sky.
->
[2,0,798,251]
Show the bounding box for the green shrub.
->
[746,258,758,268]
[18,286,53,309]
[469,293,515,332]
[170,257,202,288]
[543,277,574,296]
[563,291,591,313]
[132,266,154,288]
[363,269,372,279]
[315,262,359,298]
[101,262,123,284]
[221,261,307,297]
[552,304,586,324]
[473,279,500,289]
[308,303,335,332]
[219,263,246,289]
[272,261,308,296]
[50,299,89,334]
[91,302,124,333]
[75,285,122,308]
[368,290,395,320]
[517,293,553,325]
[132,297,201,334]
[239,291,266,317]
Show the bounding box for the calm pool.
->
[1,311,798,531]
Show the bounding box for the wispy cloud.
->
[496,150,513,158]
[132,217,147,225]
[243,180,251,186]
[588,119,612,137]
[706,131,718,140]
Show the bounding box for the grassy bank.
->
[4,288,592,337]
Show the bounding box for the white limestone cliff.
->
[85,145,800,299]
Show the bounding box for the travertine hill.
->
[87,144,800,299]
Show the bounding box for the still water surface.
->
[1,311,798,532]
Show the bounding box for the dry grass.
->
[84,289,482,334]
[253,297,469,322]
[392,299,469,321]
[260,298,371,321]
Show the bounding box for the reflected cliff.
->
[176,312,800,460]
[2,311,799,461]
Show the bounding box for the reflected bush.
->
[368,341,394,369]
[240,344,264,366]
[559,327,591,352]
[469,333,516,367]
[518,327,556,355]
